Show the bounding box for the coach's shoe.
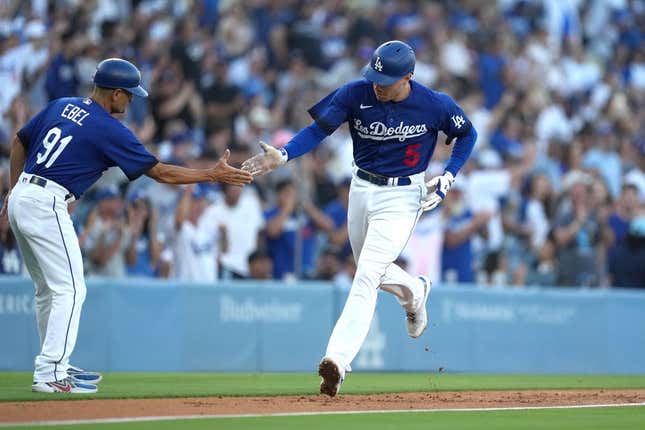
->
[68,365,103,384]
[318,357,344,397]
[406,276,432,338]
[32,377,98,394]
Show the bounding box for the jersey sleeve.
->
[103,126,159,180]
[437,93,473,143]
[16,102,53,149]
[307,84,353,134]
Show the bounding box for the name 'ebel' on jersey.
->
[353,119,428,142]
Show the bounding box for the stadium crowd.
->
[0,0,643,288]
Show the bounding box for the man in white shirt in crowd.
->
[213,182,264,279]
[172,184,226,282]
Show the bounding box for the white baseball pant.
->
[8,173,85,383]
[324,170,426,371]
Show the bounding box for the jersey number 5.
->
[36,127,73,168]
[403,143,421,167]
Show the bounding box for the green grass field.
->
[3,373,645,402]
[1,373,644,429]
[4,407,644,430]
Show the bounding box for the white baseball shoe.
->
[32,377,98,394]
[318,357,344,397]
[68,365,103,384]
[406,276,432,338]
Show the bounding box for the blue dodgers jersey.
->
[17,97,158,198]
[308,80,473,177]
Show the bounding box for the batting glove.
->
[241,141,287,176]
[421,171,455,212]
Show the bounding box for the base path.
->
[2,390,645,424]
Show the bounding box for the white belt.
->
[18,172,76,203]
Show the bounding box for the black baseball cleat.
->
[318,357,344,397]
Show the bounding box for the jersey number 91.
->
[36,127,73,169]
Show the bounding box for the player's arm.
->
[9,135,27,189]
[146,149,252,186]
[241,122,328,176]
[242,86,350,176]
[422,95,477,212]
[0,136,27,217]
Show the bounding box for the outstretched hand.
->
[241,141,286,176]
[212,149,253,186]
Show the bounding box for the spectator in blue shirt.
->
[44,31,81,101]
[441,184,493,283]
[264,179,333,279]
[607,184,640,259]
[125,190,166,278]
[323,177,352,258]
[609,216,645,288]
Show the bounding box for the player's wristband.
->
[280,148,289,163]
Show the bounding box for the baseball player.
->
[0,58,252,394]
[242,41,476,396]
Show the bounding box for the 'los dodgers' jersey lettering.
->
[17,97,158,198]
[352,119,428,142]
[307,80,473,177]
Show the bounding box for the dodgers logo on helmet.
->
[362,40,416,87]
[374,57,383,72]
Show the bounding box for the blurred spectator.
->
[441,183,492,283]
[322,177,351,257]
[2,0,644,287]
[525,234,558,286]
[172,184,225,283]
[263,178,332,280]
[608,184,641,259]
[44,30,82,101]
[247,249,273,280]
[309,245,343,281]
[149,57,203,141]
[333,252,357,289]
[216,182,265,279]
[524,172,553,251]
[609,216,645,288]
[125,190,166,278]
[0,213,21,275]
[581,128,622,198]
[200,53,244,139]
[404,204,444,284]
[553,172,602,286]
[81,186,129,278]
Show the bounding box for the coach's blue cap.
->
[93,58,148,97]
[362,40,416,86]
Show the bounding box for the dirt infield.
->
[2,390,645,423]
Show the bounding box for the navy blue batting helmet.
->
[93,58,148,97]
[361,40,416,86]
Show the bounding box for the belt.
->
[356,167,411,186]
[27,175,74,201]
